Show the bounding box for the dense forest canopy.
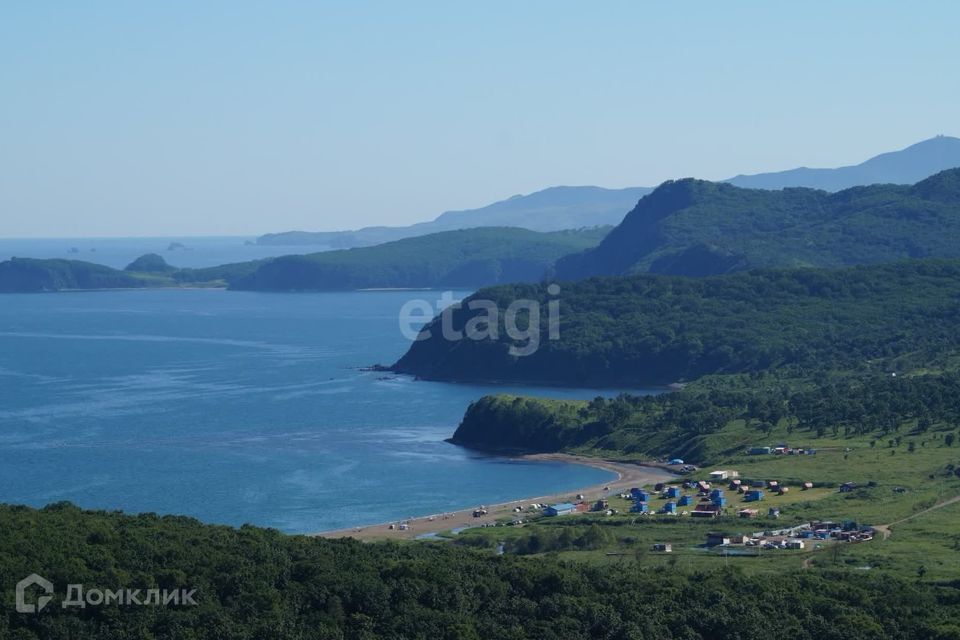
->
[229,227,609,291]
[554,168,960,280]
[452,370,960,462]
[394,259,960,387]
[2,502,958,640]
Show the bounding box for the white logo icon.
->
[16,574,53,613]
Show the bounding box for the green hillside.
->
[0,258,148,293]
[231,226,609,291]
[453,370,960,461]
[0,227,608,293]
[554,168,960,280]
[2,502,957,639]
[393,259,960,387]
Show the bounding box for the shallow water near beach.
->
[0,289,650,533]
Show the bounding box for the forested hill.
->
[229,227,608,291]
[452,371,960,461]
[553,168,960,280]
[2,502,957,639]
[0,227,607,293]
[0,258,148,292]
[392,259,960,387]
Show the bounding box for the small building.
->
[661,502,677,514]
[592,498,609,512]
[691,503,721,518]
[709,489,724,499]
[768,481,779,490]
[696,480,712,492]
[666,486,681,499]
[749,446,772,455]
[574,502,590,513]
[785,539,805,549]
[729,479,742,489]
[678,495,693,507]
[653,543,672,553]
[738,508,759,518]
[545,503,576,516]
[630,502,649,513]
[709,470,739,481]
[730,534,750,544]
[706,532,731,546]
[744,490,764,502]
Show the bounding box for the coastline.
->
[313,453,677,541]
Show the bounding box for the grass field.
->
[452,418,960,581]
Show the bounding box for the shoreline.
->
[312,454,677,541]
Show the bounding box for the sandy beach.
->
[314,454,677,541]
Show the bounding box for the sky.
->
[1,1,958,238]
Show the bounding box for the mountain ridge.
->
[257,136,960,249]
[553,167,960,280]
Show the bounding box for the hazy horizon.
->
[2,2,959,238]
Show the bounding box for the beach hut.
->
[545,503,576,516]
[630,502,649,513]
[744,490,764,502]
[706,532,731,546]
[666,486,681,499]
[691,503,720,518]
[678,495,693,507]
[709,470,738,481]
[661,502,677,514]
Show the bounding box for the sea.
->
[0,241,648,532]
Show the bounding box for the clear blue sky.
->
[1,1,957,238]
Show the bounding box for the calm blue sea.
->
[0,236,328,270]
[0,289,645,533]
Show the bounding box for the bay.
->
[0,289,650,533]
